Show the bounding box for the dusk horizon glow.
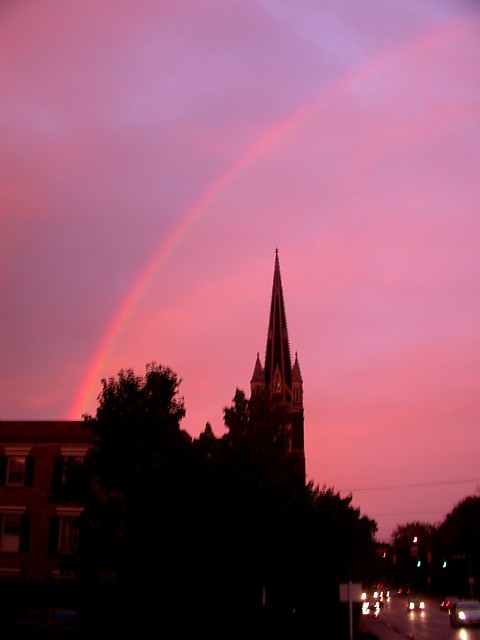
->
[2,0,480,543]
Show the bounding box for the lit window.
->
[0,514,21,552]
[7,457,26,486]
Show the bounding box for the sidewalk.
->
[357,613,404,639]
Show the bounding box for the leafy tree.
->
[390,521,439,589]
[223,387,296,486]
[392,521,438,554]
[436,495,480,596]
[205,388,378,627]
[268,482,378,621]
[438,496,480,551]
[55,369,378,633]
[78,363,192,616]
[181,389,297,619]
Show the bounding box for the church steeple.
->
[250,352,265,395]
[250,249,305,482]
[264,248,293,403]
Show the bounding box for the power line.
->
[375,510,445,518]
[339,477,480,493]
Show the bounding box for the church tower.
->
[250,249,306,483]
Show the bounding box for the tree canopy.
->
[79,364,191,586]
[60,364,379,632]
[389,496,480,595]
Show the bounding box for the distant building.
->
[250,249,306,483]
[0,421,90,584]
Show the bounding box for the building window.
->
[0,454,34,487]
[49,511,82,557]
[53,456,84,487]
[58,517,79,555]
[7,457,26,486]
[0,514,21,553]
[51,454,88,505]
[0,512,29,553]
[51,447,88,496]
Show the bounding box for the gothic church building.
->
[250,250,306,483]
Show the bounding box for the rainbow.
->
[69,18,470,419]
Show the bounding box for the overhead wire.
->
[339,477,480,493]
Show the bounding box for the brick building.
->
[0,421,91,584]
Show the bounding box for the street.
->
[359,592,480,640]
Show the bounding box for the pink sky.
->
[2,0,480,543]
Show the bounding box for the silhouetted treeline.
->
[389,497,480,597]
[52,363,378,635]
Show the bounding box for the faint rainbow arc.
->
[69,121,302,418]
[69,19,470,419]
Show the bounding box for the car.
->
[406,596,425,611]
[362,587,381,602]
[440,595,458,611]
[362,598,383,617]
[397,585,412,596]
[371,585,389,602]
[449,600,480,627]
[10,607,86,637]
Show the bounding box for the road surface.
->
[359,592,480,640]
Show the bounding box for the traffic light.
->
[417,560,421,568]
[442,560,447,568]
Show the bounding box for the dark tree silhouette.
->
[436,496,480,597]
[56,367,378,635]
[77,363,193,631]
[206,387,378,631]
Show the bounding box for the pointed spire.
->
[250,352,265,386]
[250,249,306,484]
[292,352,303,383]
[264,249,292,403]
